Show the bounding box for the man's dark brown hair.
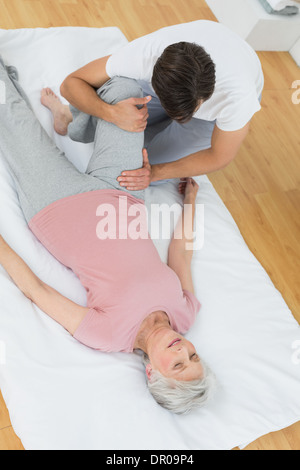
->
[152,42,216,123]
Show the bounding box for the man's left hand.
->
[117,148,152,191]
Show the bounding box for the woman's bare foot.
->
[40,88,73,136]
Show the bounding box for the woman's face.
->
[146,329,203,382]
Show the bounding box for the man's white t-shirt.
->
[106,20,264,132]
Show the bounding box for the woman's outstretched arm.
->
[167,178,199,294]
[0,236,88,335]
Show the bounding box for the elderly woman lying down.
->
[0,59,215,414]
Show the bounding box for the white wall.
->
[205,0,300,61]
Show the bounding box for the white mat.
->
[0,26,299,451]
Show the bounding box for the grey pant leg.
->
[146,117,216,167]
[137,79,172,148]
[68,77,145,201]
[0,59,101,222]
[139,80,215,172]
[68,106,98,144]
[0,64,145,223]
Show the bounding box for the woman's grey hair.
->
[142,353,216,415]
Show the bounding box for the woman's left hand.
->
[117,148,152,191]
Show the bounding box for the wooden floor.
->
[0,0,299,451]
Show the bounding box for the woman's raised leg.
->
[66,77,146,201]
[0,58,98,222]
[41,77,146,202]
[85,77,145,201]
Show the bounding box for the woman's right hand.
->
[178,178,199,202]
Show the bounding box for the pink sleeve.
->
[183,289,201,314]
[73,308,112,351]
[176,290,201,333]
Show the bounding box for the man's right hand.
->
[109,96,152,132]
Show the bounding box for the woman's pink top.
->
[29,190,201,353]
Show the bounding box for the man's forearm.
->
[60,77,112,121]
[152,147,232,182]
